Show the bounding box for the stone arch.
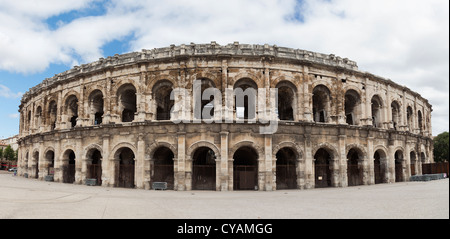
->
[60,145,77,161]
[111,142,137,160]
[147,141,177,159]
[346,145,366,186]
[373,146,388,184]
[148,75,177,92]
[152,80,175,120]
[275,80,298,121]
[370,94,384,128]
[233,78,258,120]
[190,71,221,89]
[88,89,104,125]
[271,75,299,89]
[116,83,137,122]
[61,90,80,107]
[344,89,362,125]
[345,144,367,160]
[391,99,402,130]
[229,72,263,89]
[229,140,263,161]
[312,142,338,161]
[312,84,332,123]
[272,141,303,160]
[187,140,220,160]
[84,144,103,160]
[63,94,79,128]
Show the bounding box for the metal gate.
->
[118,164,135,188]
[374,162,383,184]
[276,165,297,189]
[233,165,257,190]
[395,163,403,182]
[63,164,75,184]
[315,164,331,188]
[153,164,174,190]
[192,165,216,190]
[347,164,362,186]
[88,164,102,186]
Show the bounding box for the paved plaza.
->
[0,171,448,219]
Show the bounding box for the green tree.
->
[3,145,15,161]
[0,147,3,160]
[433,131,449,162]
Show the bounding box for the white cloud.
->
[0,84,23,99]
[8,113,19,119]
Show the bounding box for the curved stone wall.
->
[17,42,433,190]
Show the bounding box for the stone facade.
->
[17,42,433,190]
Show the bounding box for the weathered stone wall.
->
[17,42,433,191]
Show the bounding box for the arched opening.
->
[194,78,216,120]
[65,95,78,128]
[62,149,76,184]
[117,84,137,122]
[347,148,363,186]
[192,147,216,190]
[314,148,332,188]
[87,149,102,186]
[153,80,174,120]
[410,151,417,176]
[371,95,383,128]
[276,81,296,121]
[152,146,175,190]
[89,90,104,125]
[391,101,401,130]
[312,85,331,123]
[394,150,404,182]
[345,90,361,125]
[233,146,258,190]
[35,106,42,129]
[45,150,55,176]
[116,147,135,188]
[48,100,57,130]
[373,149,387,184]
[276,147,297,189]
[33,151,39,179]
[406,106,413,130]
[418,110,423,133]
[234,78,257,120]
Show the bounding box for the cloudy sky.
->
[0,0,448,138]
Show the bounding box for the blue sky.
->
[0,0,448,138]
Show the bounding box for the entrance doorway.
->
[192,147,216,190]
[87,149,102,186]
[152,146,174,190]
[63,150,76,183]
[276,147,297,189]
[233,146,258,190]
[117,147,135,188]
[314,148,332,188]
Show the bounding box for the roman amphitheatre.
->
[17,42,433,191]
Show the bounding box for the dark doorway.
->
[63,150,76,184]
[45,150,55,176]
[153,147,174,190]
[117,148,135,188]
[233,146,258,190]
[87,149,102,186]
[192,147,216,190]
[373,150,386,184]
[347,148,362,186]
[276,147,297,189]
[395,150,404,182]
[314,148,332,188]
